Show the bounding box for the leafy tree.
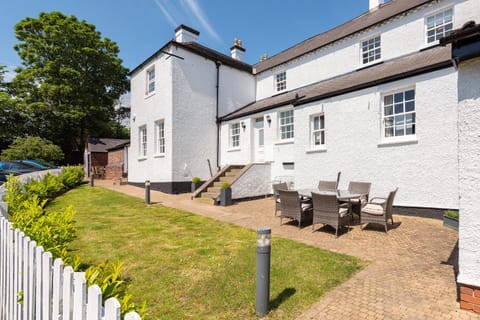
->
[1,136,64,163]
[0,66,22,150]
[10,12,129,163]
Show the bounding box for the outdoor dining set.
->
[272,180,398,237]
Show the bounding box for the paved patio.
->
[95,180,479,319]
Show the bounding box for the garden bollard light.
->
[90,174,94,187]
[256,227,271,318]
[145,180,151,205]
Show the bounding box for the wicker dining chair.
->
[278,189,313,229]
[318,180,337,190]
[361,188,398,232]
[347,181,372,217]
[272,182,289,216]
[311,192,352,238]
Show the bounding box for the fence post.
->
[73,272,86,320]
[86,285,102,320]
[52,259,64,320]
[104,298,121,320]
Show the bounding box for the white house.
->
[129,0,479,211]
[440,21,480,313]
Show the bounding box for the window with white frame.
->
[383,89,416,138]
[279,110,294,140]
[154,120,165,154]
[139,126,147,156]
[275,71,287,92]
[146,67,155,95]
[426,8,453,43]
[361,36,381,64]
[311,114,325,148]
[230,123,240,148]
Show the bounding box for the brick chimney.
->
[230,38,245,61]
[369,0,384,10]
[175,24,200,43]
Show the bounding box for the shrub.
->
[60,165,84,188]
[444,210,459,219]
[25,173,64,199]
[1,136,64,163]
[220,182,231,189]
[192,176,201,184]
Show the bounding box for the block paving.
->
[95,180,480,319]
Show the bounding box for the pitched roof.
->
[221,45,452,121]
[87,138,130,153]
[253,0,433,74]
[129,41,252,76]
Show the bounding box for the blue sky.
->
[1,0,372,79]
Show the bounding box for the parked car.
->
[0,160,40,173]
[0,169,22,183]
[14,160,59,170]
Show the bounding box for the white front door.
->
[253,117,265,162]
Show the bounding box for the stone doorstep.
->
[460,283,480,314]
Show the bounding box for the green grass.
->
[47,185,365,319]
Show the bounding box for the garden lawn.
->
[47,185,365,319]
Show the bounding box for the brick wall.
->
[108,149,124,164]
[91,153,108,167]
[460,284,480,314]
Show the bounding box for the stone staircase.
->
[192,165,246,203]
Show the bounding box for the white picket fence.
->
[0,215,141,320]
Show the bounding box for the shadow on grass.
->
[270,287,296,311]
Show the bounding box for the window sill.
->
[153,153,165,158]
[358,59,383,70]
[137,156,147,161]
[145,92,156,99]
[227,147,241,152]
[378,136,418,147]
[274,139,294,146]
[306,147,327,154]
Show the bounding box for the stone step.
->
[200,191,219,199]
[224,171,237,177]
[194,197,214,205]
[213,181,224,187]
[229,168,243,174]
[207,187,221,193]
[219,176,234,183]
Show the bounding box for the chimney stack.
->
[230,38,245,61]
[259,53,268,62]
[369,0,384,10]
[175,24,200,43]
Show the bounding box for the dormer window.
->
[361,36,381,64]
[146,67,155,95]
[275,71,287,92]
[426,8,453,43]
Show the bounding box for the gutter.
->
[215,61,222,171]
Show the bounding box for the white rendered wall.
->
[218,65,255,117]
[169,46,254,182]
[255,0,476,100]
[170,47,218,182]
[457,58,480,288]
[128,54,173,183]
[292,67,458,209]
[232,164,271,199]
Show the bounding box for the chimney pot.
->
[230,38,245,61]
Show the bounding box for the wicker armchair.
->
[312,192,352,238]
[272,182,289,216]
[361,188,398,232]
[347,181,371,217]
[318,180,337,190]
[278,190,313,229]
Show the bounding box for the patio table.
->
[297,188,362,201]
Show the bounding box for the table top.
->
[297,188,362,199]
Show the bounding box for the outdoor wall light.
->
[241,121,246,129]
[265,115,271,125]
